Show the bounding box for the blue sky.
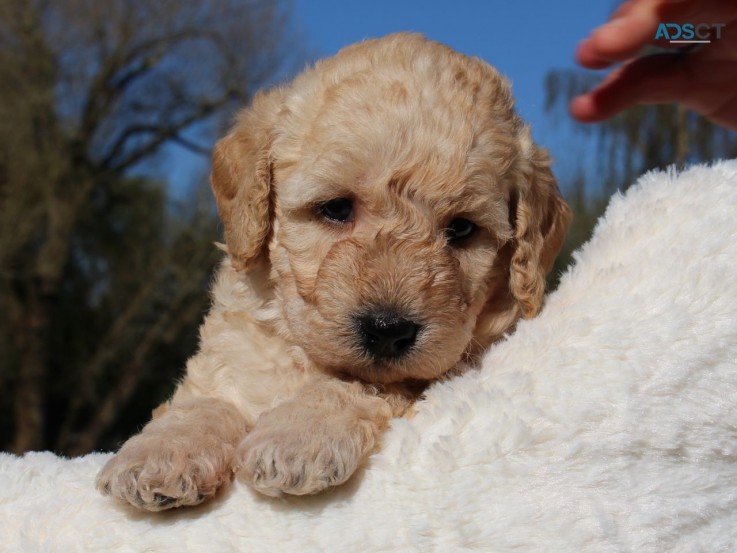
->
[291,0,615,185]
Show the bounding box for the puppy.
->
[97,33,571,511]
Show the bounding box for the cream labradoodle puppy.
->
[97,33,571,511]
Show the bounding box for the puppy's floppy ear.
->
[509,129,571,319]
[210,89,283,272]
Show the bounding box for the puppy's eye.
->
[318,198,353,223]
[445,218,476,245]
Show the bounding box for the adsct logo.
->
[655,23,726,44]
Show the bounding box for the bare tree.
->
[544,65,737,195]
[0,0,302,453]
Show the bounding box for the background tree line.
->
[0,0,301,455]
[2,0,735,456]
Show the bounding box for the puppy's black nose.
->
[357,311,420,359]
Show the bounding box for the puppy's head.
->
[211,34,570,384]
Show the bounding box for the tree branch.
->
[104,95,231,171]
[170,134,212,157]
[76,28,229,152]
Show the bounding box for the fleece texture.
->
[2,161,737,552]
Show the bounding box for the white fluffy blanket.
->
[3,162,737,553]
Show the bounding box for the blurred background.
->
[2,0,736,456]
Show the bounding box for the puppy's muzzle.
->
[356,309,421,359]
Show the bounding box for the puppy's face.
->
[211,34,570,384]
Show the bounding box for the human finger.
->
[576,0,698,69]
[570,52,690,122]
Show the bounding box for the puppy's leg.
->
[234,379,393,497]
[96,397,248,511]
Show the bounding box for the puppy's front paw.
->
[235,430,355,497]
[96,433,234,511]
[235,407,384,497]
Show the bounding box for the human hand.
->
[571,0,737,131]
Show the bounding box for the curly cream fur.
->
[97,33,570,510]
